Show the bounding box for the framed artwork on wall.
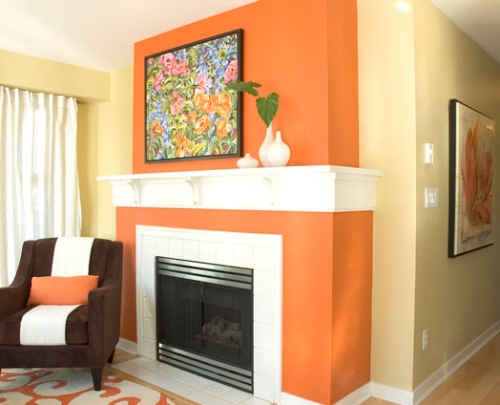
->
[448,99,495,257]
[145,29,243,162]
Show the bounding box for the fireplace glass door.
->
[156,257,253,392]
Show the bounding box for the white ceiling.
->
[428,0,500,65]
[0,0,258,72]
[0,0,498,72]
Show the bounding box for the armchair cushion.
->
[27,275,99,306]
[0,306,89,345]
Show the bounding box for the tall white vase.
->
[259,122,275,167]
[267,131,291,167]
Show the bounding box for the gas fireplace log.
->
[202,316,242,345]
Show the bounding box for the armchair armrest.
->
[87,242,123,363]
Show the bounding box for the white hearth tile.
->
[252,374,274,404]
[253,348,272,376]
[144,342,156,360]
[141,254,155,277]
[253,246,274,271]
[169,369,199,383]
[154,377,182,391]
[154,237,169,257]
[141,235,156,255]
[137,370,166,384]
[254,296,272,324]
[253,322,272,351]
[168,383,198,396]
[205,397,234,405]
[183,239,200,261]
[127,357,153,366]
[186,375,219,390]
[168,238,184,258]
[220,388,253,404]
[216,241,235,265]
[199,240,217,262]
[253,270,272,298]
[158,364,187,377]
[185,390,216,404]
[143,275,155,298]
[143,296,156,319]
[141,360,167,373]
[240,396,271,405]
[144,317,156,340]
[234,244,255,268]
[203,382,235,396]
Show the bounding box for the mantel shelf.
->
[97,165,383,213]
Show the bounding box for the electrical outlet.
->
[422,329,429,350]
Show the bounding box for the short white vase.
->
[237,153,259,168]
[267,131,291,167]
[259,122,275,167]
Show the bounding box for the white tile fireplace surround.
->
[99,165,383,404]
[136,226,282,403]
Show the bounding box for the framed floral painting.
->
[145,29,242,162]
[449,99,495,257]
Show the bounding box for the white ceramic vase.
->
[259,122,275,167]
[267,131,291,167]
[237,153,259,168]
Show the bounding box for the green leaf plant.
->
[227,81,279,128]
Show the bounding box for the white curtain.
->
[0,86,81,286]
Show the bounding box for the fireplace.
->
[156,257,254,392]
[102,166,381,404]
[135,225,283,402]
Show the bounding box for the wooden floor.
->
[361,332,500,405]
[110,332,500,405]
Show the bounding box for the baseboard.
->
[333,384,371,405]
[280,392,322,405]
[412,320,500,404]
[370,383,413,405]
[116,338,138,355]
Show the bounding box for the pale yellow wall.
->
[358,0,417,391]
[413,0,500,387]
[96,67,133,240]
[0,49,111,238]
[359,0,500,393]
[0,49,109,102]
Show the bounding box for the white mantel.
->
[97,165,383,213]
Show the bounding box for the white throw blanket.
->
[20,237,95,346]
[51,237,95,276]
[20,305,80,345]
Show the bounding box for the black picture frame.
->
[145,29,243,162]
[448,99,495,257]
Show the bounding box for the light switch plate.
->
[425,188,438,208]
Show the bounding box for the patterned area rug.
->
[0,368,177,405]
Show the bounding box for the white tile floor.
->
[110,356,271,405]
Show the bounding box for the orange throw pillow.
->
[27,275,99,306]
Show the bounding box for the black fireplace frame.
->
[155,256,254,392]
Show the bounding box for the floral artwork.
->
[449,100,495,257]
[145,30,242,162]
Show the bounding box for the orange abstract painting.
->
[449,99,495,257]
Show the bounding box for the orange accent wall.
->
[120,0,370,403]
[327,0,359,167]
[133,0,358,173]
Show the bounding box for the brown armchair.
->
[0,237,123,390]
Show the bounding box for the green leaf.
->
[256,93,279,127]
[226,81,262,97]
